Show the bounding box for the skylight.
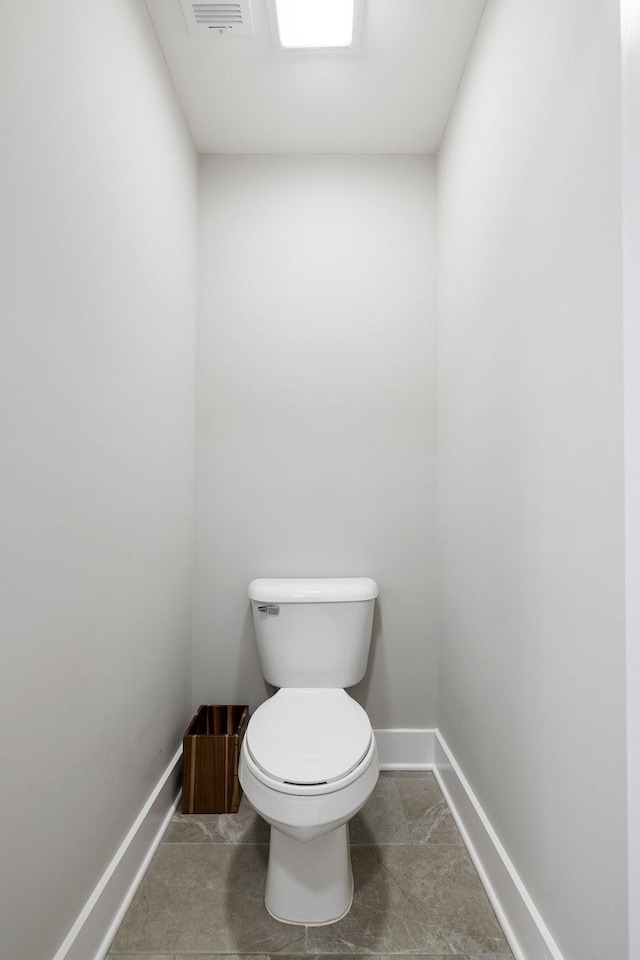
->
[273,0,357,50]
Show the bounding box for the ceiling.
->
[145,0,486,154]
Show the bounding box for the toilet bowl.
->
[240,577,379,925]
[239,688,379,924]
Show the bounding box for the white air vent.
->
[180,0,253,36]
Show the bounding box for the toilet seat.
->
[245,689,372,787]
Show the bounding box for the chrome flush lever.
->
[257,604,280,615]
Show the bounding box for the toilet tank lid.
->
[248,577,379,603]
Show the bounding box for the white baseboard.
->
[434,731,565,960]
[374,727,435,769]
[52,745,183,960]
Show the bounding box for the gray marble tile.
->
[163,796,270,844]
[350,777,411,844]
[396,777,463,846]
[108,774,512,960]
[307,845,510,956]
[350,773,462,846]
[108,844,305,955]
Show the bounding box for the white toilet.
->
[238,577,380,926]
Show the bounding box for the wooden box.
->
[182,704,249,814]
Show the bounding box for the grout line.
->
[160,840,271,845]
[161,841,465,846]
[106,944,514,957]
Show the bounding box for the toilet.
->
[238,577,380,926]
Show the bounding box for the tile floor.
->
[108,772,513,959]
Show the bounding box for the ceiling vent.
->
[180,0,253,36]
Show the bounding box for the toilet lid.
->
[245,689,373,785]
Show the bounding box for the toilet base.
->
[265,823,353,925]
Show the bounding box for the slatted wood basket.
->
[182,704,249,814]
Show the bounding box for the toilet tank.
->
[247,577,379,688]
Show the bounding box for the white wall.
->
[196,155,437,727]
[622,3,640,957]
[0,3,197,958]
[437,2,627,959]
